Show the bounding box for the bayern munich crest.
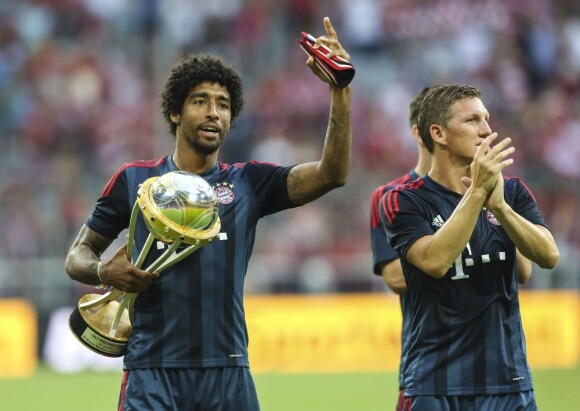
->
[486,210,500,225]
[213,182,235,204]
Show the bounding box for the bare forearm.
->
[409,188,486,278]
[381,260,407,294]
[66,247,101,285]
[65,225,112,285]
[491,205,560,268]
[319,86,352,184]
[516,249,533,284]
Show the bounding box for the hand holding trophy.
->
[68,171,221,357]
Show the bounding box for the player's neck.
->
[172,148,218,175]
[428,160,470,195]
[414,154,431,177]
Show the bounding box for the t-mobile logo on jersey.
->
[154,233,228,250]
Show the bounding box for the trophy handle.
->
[126,201,141,261]
[145,238,182,272]
[134,232,155,267]
[109,292,136,337]
[127,200,157,268]
[79,288,124,309]
[155,240,206,272]
[107,235,188,337]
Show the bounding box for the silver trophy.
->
[69,171,221,357]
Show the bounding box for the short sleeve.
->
[370,185,399,274]
[508,177,548,228]
[86,166,131,239]
[379,188,434,260]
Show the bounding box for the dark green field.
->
[0,366,577,410]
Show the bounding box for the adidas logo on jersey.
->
[431,215,445,227]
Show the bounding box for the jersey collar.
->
[167,155,220,178]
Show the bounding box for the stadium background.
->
[0,0,578,410]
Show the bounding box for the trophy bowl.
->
[69,171,221,357]
[140,171,220,244]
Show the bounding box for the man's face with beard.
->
[172,82,231,155]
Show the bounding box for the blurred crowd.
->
[0,0,578,299]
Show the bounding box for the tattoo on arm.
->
[288,166,309,204]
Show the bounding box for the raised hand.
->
[465,133,514,198]
[306,17,351,87]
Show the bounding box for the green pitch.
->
[0,365,577,410]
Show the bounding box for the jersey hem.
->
[404,383,534,396]
[123,359,250,369]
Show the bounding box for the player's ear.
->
[170,114,181,124]
[430,124,446,146]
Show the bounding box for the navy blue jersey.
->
[379,175,547,396]
[87,155,295,369]
[370,170,419,388]
[370,171,420,275]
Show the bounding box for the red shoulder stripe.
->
[408,178,424,190]
[370,174,413,228]
[383,189,398,224]
[370,187,386,229]
[382,178,424,224]
[507,175,537,202]
[101,157,166,197]
[388,174,413,187]
[247,160,278,167]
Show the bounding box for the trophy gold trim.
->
[69,171,221,357]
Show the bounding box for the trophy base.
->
[68,294,132,358]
